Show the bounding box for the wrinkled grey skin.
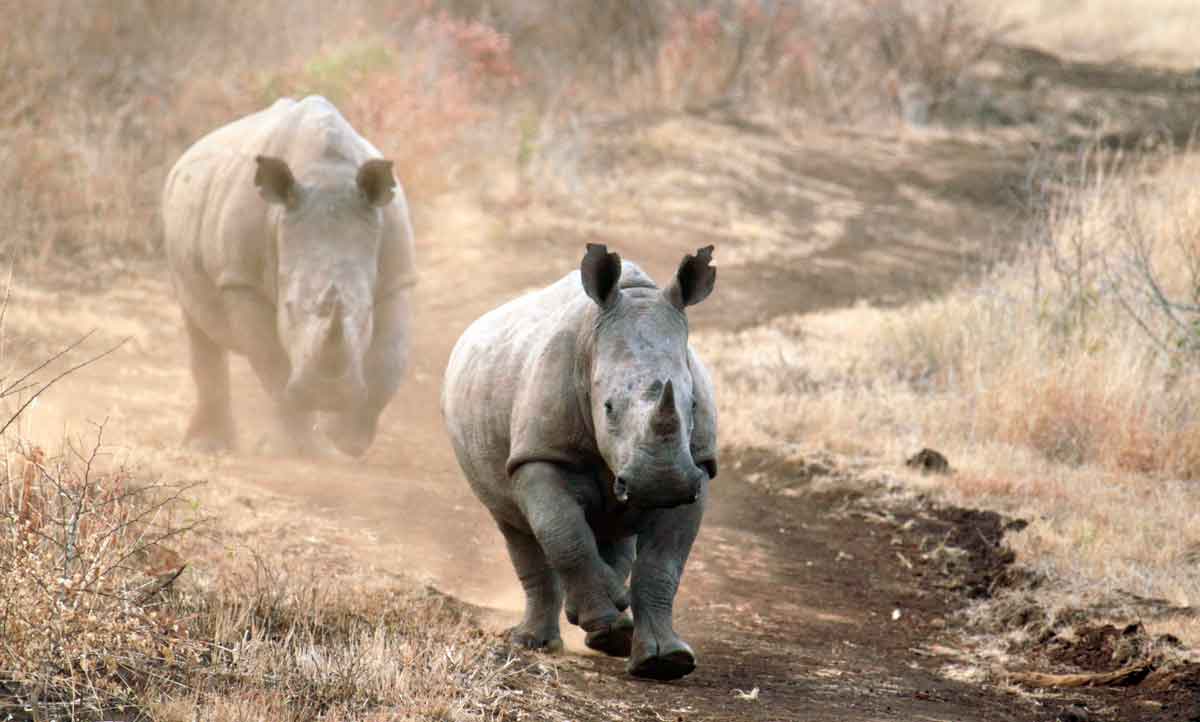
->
[442,244,718,680]
[162,96,416,457]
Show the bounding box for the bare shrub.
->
[256,13,522,200]
[0,428,202,719]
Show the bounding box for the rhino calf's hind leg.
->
[183,314,235,452]
[498,522,564,652]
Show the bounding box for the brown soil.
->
[8,43,1200,721]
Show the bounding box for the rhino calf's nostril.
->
[613,477,629,504]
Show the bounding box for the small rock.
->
[1057,703,1091,722]
[906,448,951,474]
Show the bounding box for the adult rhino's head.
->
[581,244,717,509]
[254,154,394,442]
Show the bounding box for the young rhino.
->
[162,96,416,456]
[442,244,717,680]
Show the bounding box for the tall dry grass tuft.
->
[696,147,1200,644]
[871,148,1200,479]
[165,568,525,722]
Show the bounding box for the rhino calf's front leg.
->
[628,480,706,680]
[512,462,630,634]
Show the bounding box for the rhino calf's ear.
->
[357,159,396,207]
[581,243,622,308]
[254,155,297,207]
[666,245,716,310]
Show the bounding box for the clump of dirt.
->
[1016,623,1200,722]
[1043,623,1159,673]
[925,507,1022,600]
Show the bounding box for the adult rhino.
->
[162,96,416,457]
[442,244,718,680]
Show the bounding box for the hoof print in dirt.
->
[906,447,952,474]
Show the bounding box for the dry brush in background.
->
[0,0,999,266]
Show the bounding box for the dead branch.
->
[1007,661,1155,689]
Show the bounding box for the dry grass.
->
[1,459,529,722]
[0,297,532,721]
[696,148,1200,645]
[0,432,202,719]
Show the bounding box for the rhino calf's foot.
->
[584,613,634,657]
[627,634,695,680]
[506,625,563,653]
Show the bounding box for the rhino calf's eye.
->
[604,400,614,415]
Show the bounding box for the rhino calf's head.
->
[254,155,395,434]
[581,244,717,509]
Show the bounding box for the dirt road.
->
[9,263,1051,722]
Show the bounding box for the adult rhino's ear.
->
[665,245,716,310]
[581,243,622,308]
[254,155,297,208]
[357,159,396,207]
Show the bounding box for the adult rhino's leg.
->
[512,462,630,635]
[497,521,564,652]
[220,288,317,455]
[628,480,706,680]
[183,312,235,452]
[322,291,409,457]
[583,537,636,657]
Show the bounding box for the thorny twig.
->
[0,333,128,437]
